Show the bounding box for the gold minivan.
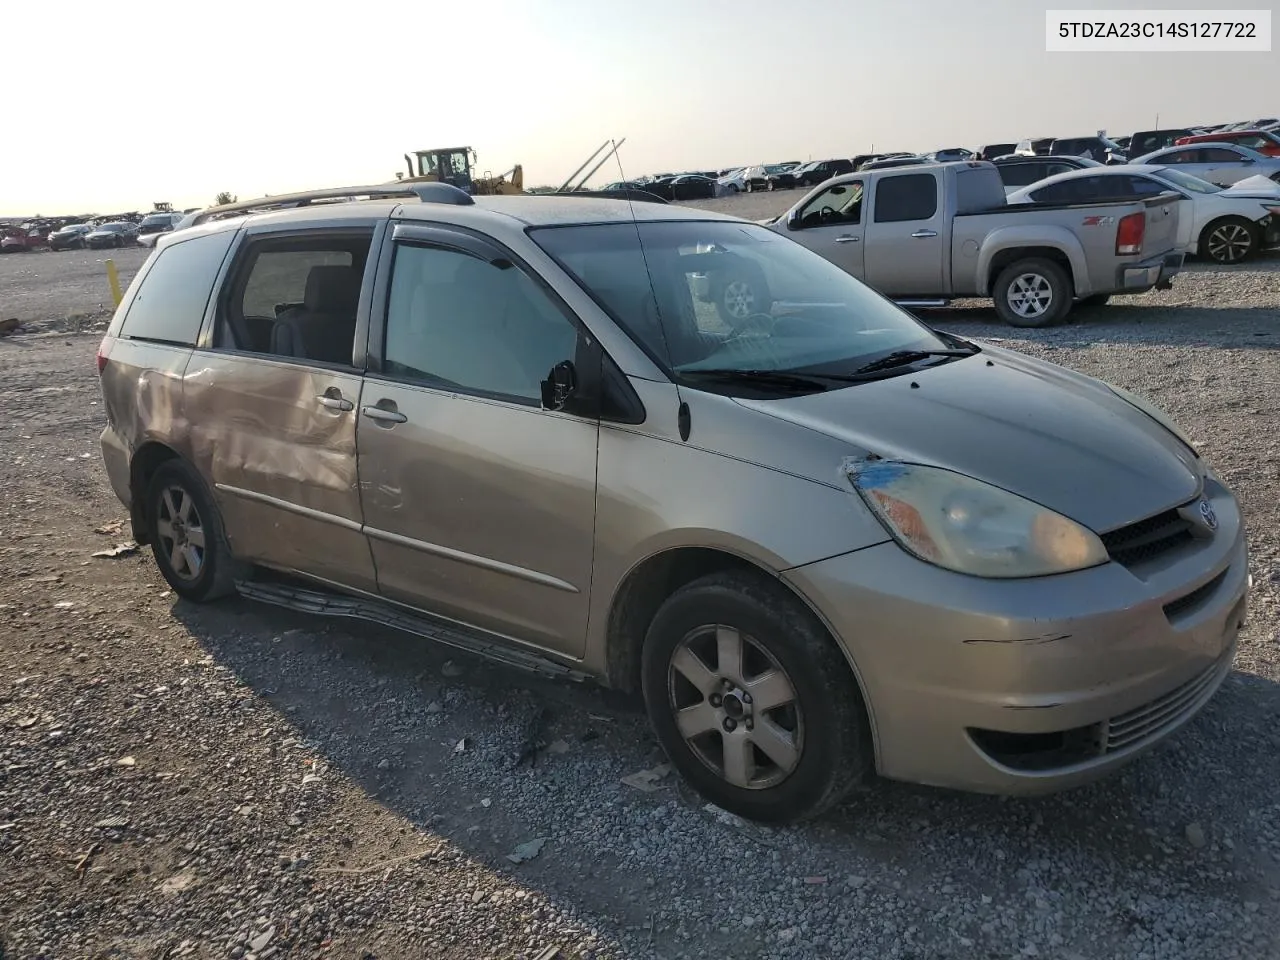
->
[97,182,1249,823]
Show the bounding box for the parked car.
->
[992,156,1103,195]
[975,143,1018,161]
[1008,165,1280,265]
[793,159,856,187]
[1128,129,1199,158]
[48,223,94,251]
[1173,129,1280,157]
[763,161,1184,327]
[929,148,974,163]
[86,222,139,249]
[1,225,50,252]
[95,181,1248,824]
[644,175,718,202]
[1130,143,1280,187]
[135,211,187,248]
[716,168,747,193]
[1048,136,1127,165]
[742,164,800,192]
[1014,138,1056,157]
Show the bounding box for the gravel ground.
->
[2,209,1279,960]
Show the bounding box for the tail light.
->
[1116,211,1145,256]
[96,335,114,374]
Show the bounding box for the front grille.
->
[1100,507,1195,568]
[1163,569,1228,621]
[1103,649,1231,753]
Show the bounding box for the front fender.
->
[976,226,1090,297]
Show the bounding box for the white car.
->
[1129,142,1280,187]
[135,211,187,248]
[1008,165,1280,265]
[716,168,747,194]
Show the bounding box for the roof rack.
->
[188,180,475,226]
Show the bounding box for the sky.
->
[3,0,1277,216]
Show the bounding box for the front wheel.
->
[145,459,242,602]
[640,571,871,823]
[991,258,1073,328]
[1199,217,1258,265]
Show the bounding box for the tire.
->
[640,570,871,823]
[991,258,1073,328]
[144,459,242,602]
[1199,216,1258,265]
[1077,293,1110,307]
[711,266,772,325]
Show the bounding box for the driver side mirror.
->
[541,360,577,411]
[787,209,800,230]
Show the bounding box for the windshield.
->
[1153,168,1223,194]
[98,223,124,232]
[530,221,956,394]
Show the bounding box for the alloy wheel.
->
[1006,272,1053,320]
[722,279,756,319]
[1206,223,1252,263]
[667,624,803,790]
[155,485,207,581]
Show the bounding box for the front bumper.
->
[784,475,1248,795]
[1118,251,1184,293]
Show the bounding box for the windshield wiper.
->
[678,369,836,392]
[852,348,975,375]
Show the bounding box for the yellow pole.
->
[105,259,123,307]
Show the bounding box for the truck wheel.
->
[1199,217,1258,265]
[145,459,243,602]
[640,570,871,824]
[992,258,1072,328]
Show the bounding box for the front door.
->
[863,171,946,297]
[356,228,598,658]
[782,179,866,278]
[183,227,380,593]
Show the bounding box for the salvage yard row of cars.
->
[1,209,191,253]
[93,178,1250,824]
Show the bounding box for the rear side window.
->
[1201,148,1244,162]
[119,230,236,345]
[873,174,938,222]
[998,163,1046,188]
[215,232,373,366]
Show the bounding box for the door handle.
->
[316,395,354,411]
[835,235,860,243]
[362,404,407,425]
[911,229,939,238]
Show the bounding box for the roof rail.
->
[188,180,474,226]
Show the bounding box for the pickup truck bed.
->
[763,161,1184,327]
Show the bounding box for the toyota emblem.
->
[1198,498,1218,531]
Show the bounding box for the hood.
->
[1220,174,1280,198]
[733,345,1201,533]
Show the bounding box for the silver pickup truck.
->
[746,160,1184,327]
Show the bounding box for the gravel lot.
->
[2,196,1279,960]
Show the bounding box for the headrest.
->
[304,265,361,315]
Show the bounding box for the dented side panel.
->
[182,352,378,593]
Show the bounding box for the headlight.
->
[1104,383,1198,456]
[845,461,1108,578]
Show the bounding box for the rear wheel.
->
[145,460,242,602]
[640,570,871,823]
[1199,217,1258,265]
[992,258,1072,328]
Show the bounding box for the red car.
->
[0,225,50,253]
[1172,129,1280,157]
